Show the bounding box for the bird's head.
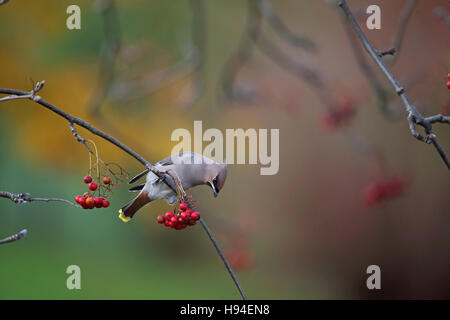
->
[206,163,227,198]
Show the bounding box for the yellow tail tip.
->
[118,209,131,223]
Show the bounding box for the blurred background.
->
[0,0,449,299]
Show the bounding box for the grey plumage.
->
[119,152,227,222]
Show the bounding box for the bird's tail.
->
[118,190,151,223]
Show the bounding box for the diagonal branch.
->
[339,11,392,116]
[0,82,247,298]
[0,81,174,180]
[338,0,450,170]
[199,217,247,300]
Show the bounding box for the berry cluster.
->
[157,202,200,230]
[446,73,450,90]
[364,177,406,206]
[74,175,110,209]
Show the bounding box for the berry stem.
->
[198,217,248,300]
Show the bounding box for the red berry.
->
[448,73,450,80]
[169,221,176,228]
[186,209,193,214]
[165,211,174,219]
[191,211,200,221]
[179,202,188,211]
[75,195,83,204]
[94,197,103,208]
[164,220,170,227]
[188,219,196,226]
[89,182,98,191]
[447,81,450,90]
[180,211,189,220]
[85,197,95,209]
[170,216,178,223]
[103,177,111,185]
[78,197,86,206]
[157,215,165,224]
[102,200,110,208]
[84,176,93,184]
[175,223,186,230]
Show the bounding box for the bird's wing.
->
[128,169,150,184]
[129,183,145,192]
[155,155,174,166]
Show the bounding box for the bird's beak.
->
[208,180,219,198]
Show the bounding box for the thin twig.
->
[69,121,92,152]
[340,0,417,118]
[0,191,80,207]
[339,11,395,118]
[338,0,450,170]
[0,229,27,245]
[199,217,248,300]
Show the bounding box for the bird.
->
[118,152,227,222]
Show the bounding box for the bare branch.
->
[0,191,80,207]
[0,190,78,245]
[340,13,396,118]
[0,82,178,180]
[199,217,247,300]
[338,0,450,170]
[425,114,450,124]
[0,229,27,245]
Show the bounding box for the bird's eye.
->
[213,176,218,186]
